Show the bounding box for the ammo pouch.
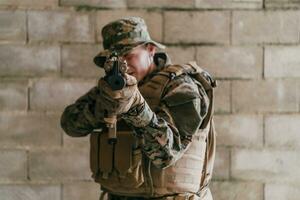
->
[90,130,145,191]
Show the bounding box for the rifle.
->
[94,51,128,144]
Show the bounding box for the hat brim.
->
[93,40,166,67]
[149,40,166,50]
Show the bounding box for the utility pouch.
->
[90,131,144,190]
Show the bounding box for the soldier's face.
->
[122,44,156,81]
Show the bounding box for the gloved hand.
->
[97,73,154,127]
[97,74,144,117]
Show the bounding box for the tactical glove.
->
[97,74,144,116]
[97,74,154,127]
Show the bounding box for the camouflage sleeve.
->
[125,75,209,169]
[60,86,105,137]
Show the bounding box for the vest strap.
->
[139,72,171,111]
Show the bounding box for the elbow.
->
[60,110,90,137]
[60,119,90,137]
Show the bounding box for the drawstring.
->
[147,159,154,196]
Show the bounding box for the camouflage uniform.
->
[61,17,215,200]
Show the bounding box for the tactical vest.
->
[90,62,217,199]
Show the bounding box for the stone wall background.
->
[0,0,300,199]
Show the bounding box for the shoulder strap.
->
[139,64,187,110]
[138,72,171,110]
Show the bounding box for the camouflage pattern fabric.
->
[60,86,105,137]
[94,16,165,65]
[61,52,209,170]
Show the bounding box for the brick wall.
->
[0,1,299,199]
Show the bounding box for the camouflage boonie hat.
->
[94,16,166,67]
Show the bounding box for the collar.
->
[138,52,172,86]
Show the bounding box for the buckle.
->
[169,72,176,80]
[201,71,217,88]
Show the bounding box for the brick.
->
[0,0,57,7]
[232,11,300,44]
[128,0,194,8]
[0,113,61,148]
[63,182,100,200]
[28,11,94,43]
[214,114,263,146]
[96,10,163,43]
[231,148,300,182]
[62,44,105,78]
[30,78,95,111]
[61,0,126,8]
[213,147,230,180]
[0,11,26,43]
[196,46,263,79]
[30,148,90,180]
[214,80,231,113]
[0,150,27,181]
[195,0,263,9]
[265,184,300,200]
[265,46,300,78]
[0,185,60,200]
[166,46,196,65]
[210,181,263,200]
[232,80,298,113]
[265,0,300,8]
[299,82,300,109]
[164,11,230,44]
[0,80,27,111]
[0,45,59,77]
[265,115,300,147]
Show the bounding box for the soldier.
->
[60,17,216,200]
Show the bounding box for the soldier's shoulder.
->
[160,66,200,107]
[161,63,200,91]
[162,61,217,91]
